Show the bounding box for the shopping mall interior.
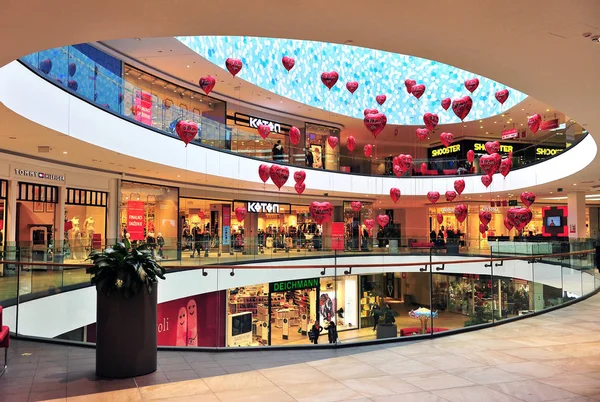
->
[0,1,600,401]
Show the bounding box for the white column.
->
[106,178,120,244]
[567,192,586,239]
[5,180,17,246]
[54,186,66,244]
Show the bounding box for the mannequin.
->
[84,216,95,249]
[71,217,82,260]
[156,232,165,259]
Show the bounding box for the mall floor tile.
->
[0,293,600,400]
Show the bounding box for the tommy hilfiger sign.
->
[14,168,65,182]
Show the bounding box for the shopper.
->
[305,147,314,167]
[309,322,323,344]
[377,227,384,248]
[371,304,380,331]
[327,321,338,344]
[272,140,285,162]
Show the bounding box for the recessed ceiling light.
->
[63,151,68,154]
[501,114,505,117]
[494,121,496,124]
[480,126,483,129]
[545,108,550,112]
[177,175,181,178]
[186,65,190,68]
[573,183,577,186]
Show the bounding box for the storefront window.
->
[120,182,178,260]
[344,201,373,251]
[319,276,358,331]
[305,123,340,171]
[179,198,230,257]
[64,188,108,262]
[360,274,384,328]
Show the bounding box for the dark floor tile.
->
[159,362,192,372]
[33,373,67,384]
[223,365,255,374]
[6,362,38,371]
[182,353,218,364]
[164,369,200,382]
[0,376,34,386]
[1,368,36,379]
[28,388,67,402]
[35,366,68,376]
[134,372,169,387]
[193,367,227,378]
[157,356,187,365]
[189,361,222,371]
[30,381,66,393]
[0,393,29,402]
[0,383,32,395]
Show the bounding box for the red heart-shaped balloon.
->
[454,179,465,195]
[346,81,359,94]
[364,113,387,138]
[282,56,295,72]
[363,108,378,116]
[293,170,306,184]
[347,136,356,152]
[235,207,247,222]
[399,154,413,172]
[441,98,451,110]
[423,113,439,132]
[479,153,501,175]
[416,128,429,141]
[364,144,373,157]
[258,164,271,183]
[390,188,401,203]
[377,214,390,227]
[427,191,440,204]
[411,84,425,99]
[445,191,457,202]
[376,94,387,105]
[198,210,205,219]
[452,96,473,121]
[327,136,339,149]
[436,213,443,225]
[198,76,216,95]
[393,165,403,178]
[309,201,333,225]
[495,89,509,105]
[499,158,512,177]
[485,141,500,155]
[467,150,475,163]
[481,174,493,188]
[364,219,375,230]
[464,78,480,93]
[294,182,305,195]
[520,192,536,207]
[440,132,454,148]
[404,79,416,94]
[479,211,492,225]
[479,223,489,234]
[269,165,289,189]
[454,204,468,223]
[507,207,532,231]
[258,124,271,139]
[420,162,427,175]
[289,126,300,145]
[350,201,362,212]
[503,217,514,231]
[528,113,542,133]
[225,58,243,76]
[321,71,339,90]
[175,120,198,146]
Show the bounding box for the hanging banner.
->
[126,200,145,241]
[222,205,231,246]
[134,90,153,125]
[332,222,345,251]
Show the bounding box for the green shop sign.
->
[270,278,319,293]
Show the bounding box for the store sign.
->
[247,202,280,213]
[331,222,345,251]
[536,147,564,156]
[501,128,519,140]
[233,112,291,134]
[134,90,153,125]
[14,168,65,182]
[440,208,454,213]
[430,144,460,157]
[222,205,231,246]
[270,278,319,293]
[482,207,500,213]
[540,118,559,131]
[474,143,514,153]
[126,200,145,241]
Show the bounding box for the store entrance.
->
[268,278,319,346]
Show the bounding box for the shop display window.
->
[360,275,384,328]
[179,198,230,256]
[305,123,340,171]
[344,201,373,251]
[120,182,178,260]
[64,188,107,262]
[319,276,358,331]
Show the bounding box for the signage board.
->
[270,278,319,293]
[222,205,231,246]
[429,144,461,158]
[535,146,564,157]
[126,201,145,241]
[501,128,519,140]
[233,112,292,134]
[13,168,65,182]
[474,142,514,154]
[540,118,559,131]
[134,90,153,125]
[508,199,518,207]
[248,202,280,213]
[331,222,345,251]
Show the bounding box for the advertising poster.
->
[134,90,153,125]
[331,222,345,251]
[222,205,231,246]
[157,291,226,347]
[319,291,336,327]
[126,201,145,241]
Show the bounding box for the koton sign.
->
[249,117,281,134]
[247,202,280,213]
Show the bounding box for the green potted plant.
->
[375,305,397,339]
[87,243,165,378]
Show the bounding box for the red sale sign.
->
[126,201,145,241]
[134,90,153,125]
[331,222,345,251]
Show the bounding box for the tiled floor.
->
[1,293,600,401]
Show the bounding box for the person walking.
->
[371,304,381,331]
[272,140,285,162]
[327,321,338,344]
[305,147,314,167]
[309,322,323,344]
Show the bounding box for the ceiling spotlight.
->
[63,151,68,154]
[591,35,600,42]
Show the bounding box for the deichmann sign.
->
[270,278,319,293]
[14,168,65,182]
[430,144,461,157]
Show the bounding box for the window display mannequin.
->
[71,217,83,260]
[156,232,165,259]
[84,216,95,249]
[312,147,322,169]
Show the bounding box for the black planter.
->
[95,283,157,378]
[376,324,398,339]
